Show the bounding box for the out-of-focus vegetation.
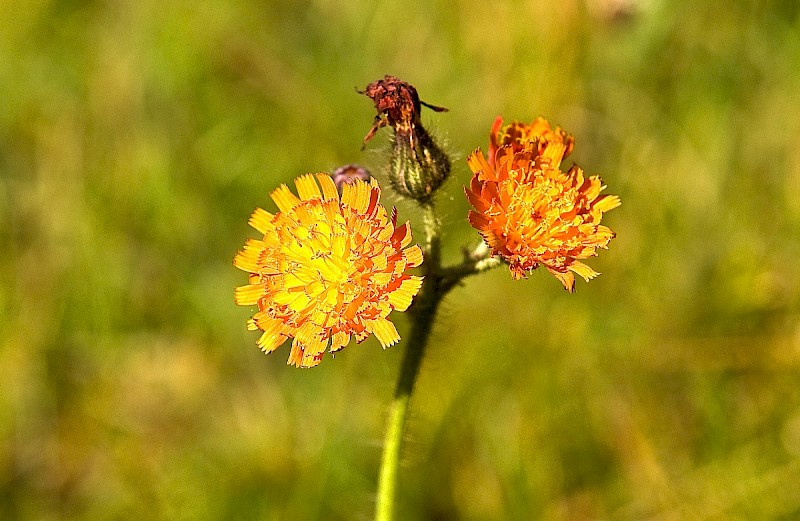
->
[2,0,800,519]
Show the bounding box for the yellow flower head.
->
[234,173,423,367]
[466,119,620,292]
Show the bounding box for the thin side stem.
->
[438,242,502,293]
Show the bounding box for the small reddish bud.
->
[331,164,372,194]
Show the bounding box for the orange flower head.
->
[488,116,575,167]
[465,125,620,292]
[234,173,423,367]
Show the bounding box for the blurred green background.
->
[2,0,800,519]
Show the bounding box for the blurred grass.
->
[2,0,800,519]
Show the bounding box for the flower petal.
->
[234,284,264,306]
[271,184,301,213]
[248,208,274,234]
[369,317,400,348]
[388,276,424,311]
[295,173,322,201]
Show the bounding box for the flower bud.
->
[331,164,372,195]
[388,124,450,202]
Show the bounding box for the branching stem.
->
[374,203,499,521]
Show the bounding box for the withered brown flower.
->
[359,75,451,202]
[359,74,447,148]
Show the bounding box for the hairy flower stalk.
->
[358,76,455,521]
[375,201,441,521]
[361,75,451,202]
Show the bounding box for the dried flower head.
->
[465,119,620,292]
[360,74,448,147]
[360,75,451,202]
[234,174,423,367]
